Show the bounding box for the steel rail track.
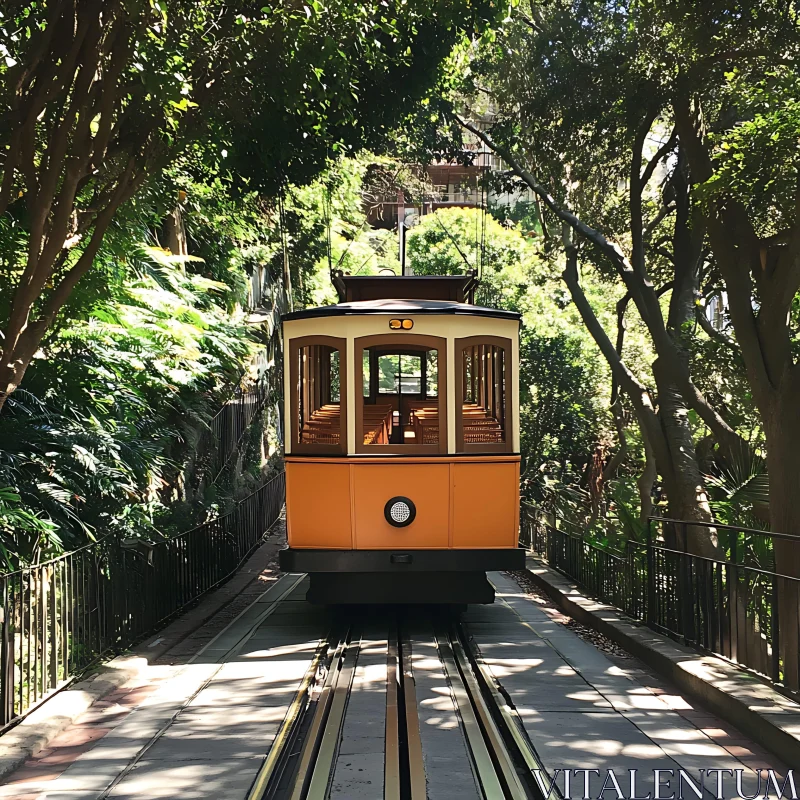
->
[450,621,564,800]
[460,626,564,800]
[249,608,559,800]
[246,635,331,800]
[247,627,356,800]
[398,625,426,800]
[436,622,527,799]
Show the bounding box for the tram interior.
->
[459,343,507,445]
[295,341,507,448]
[296,343,342,445]
[360,345,439,445]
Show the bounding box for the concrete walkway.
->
[1,575,328,800]
[0,565,788,800]
[524,554,800,771]
[466,572,784,799]
[0,521,290,783]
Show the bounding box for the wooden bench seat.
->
[300,403,342,444]
[299,401,503,446]
[362,403,393,445]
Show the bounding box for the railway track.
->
[6,570,777,800]
[247,609,555,800]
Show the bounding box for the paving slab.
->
[470,571,779,798]
[328,751,385,800]
[104,757,265,799]
[521,556,800,769]
[330,629,388,800]
[0,530,291,785]
[1,565,322,799]
[408,624,482,800]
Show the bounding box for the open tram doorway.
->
[356,335,446,453]
[364,347,437,445]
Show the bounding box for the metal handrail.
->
[520,505,797,699]
[649,545,800,581]
[0,534,115,578]
[648,515,800,541]
[160,469,286,542]
[0,471,286,729]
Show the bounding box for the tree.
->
[454,2,770,557]
[407,205,539,310]
[0,0,496,412]
[452,0,800,683]
[407,206,610,500]
[279,156,402,308]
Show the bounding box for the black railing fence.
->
[520,504,800,698]
[208,265,288,481]
[0,470,285,729]
[209,347,277,481]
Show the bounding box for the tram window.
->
[360,345,440,447]
[458,340,509,449]
[294,343,342,448]
[376,354,423,395]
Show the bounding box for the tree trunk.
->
[637,427,657,524]
[164,205,188,261]
[764,383,800,690]
[0,320,47,414]
[560,246,717,541]
[652,360,719,558]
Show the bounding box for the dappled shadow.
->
[459,576,782,798]
[1,581,329,799]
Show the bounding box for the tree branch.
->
[703,48,795,67]
[456,114,633,268]
[695,306,739,353]
[38,161,146,329]
[602,399,628,482]
[459,111,749,461]
[630,109,660,279]
[674,94,774,400]
[561,246,674,484]
[644,204,676,241]
[640,127,677,190]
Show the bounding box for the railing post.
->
[0,469,287,725]
[49,567,58,691]
[40,566,48,699]
[729,532,739,663]
[646,518,655,627]
[680,522,695,644]
[771,572,781,683]
[625,540,633,616]
[0,578,12,725]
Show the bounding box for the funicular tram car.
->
[278,273,525,603]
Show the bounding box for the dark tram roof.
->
[333,271,479,303]
[282,298,521,321]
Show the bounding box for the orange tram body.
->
[278,274,525,604]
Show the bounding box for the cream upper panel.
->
[283,312,518,341]
[283,313,520,455]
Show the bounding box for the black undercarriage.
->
[278,547,526,604]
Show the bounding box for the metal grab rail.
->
[519,505,800,699]
[0,471,286,730]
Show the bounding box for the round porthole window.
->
[384,496,416,528]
